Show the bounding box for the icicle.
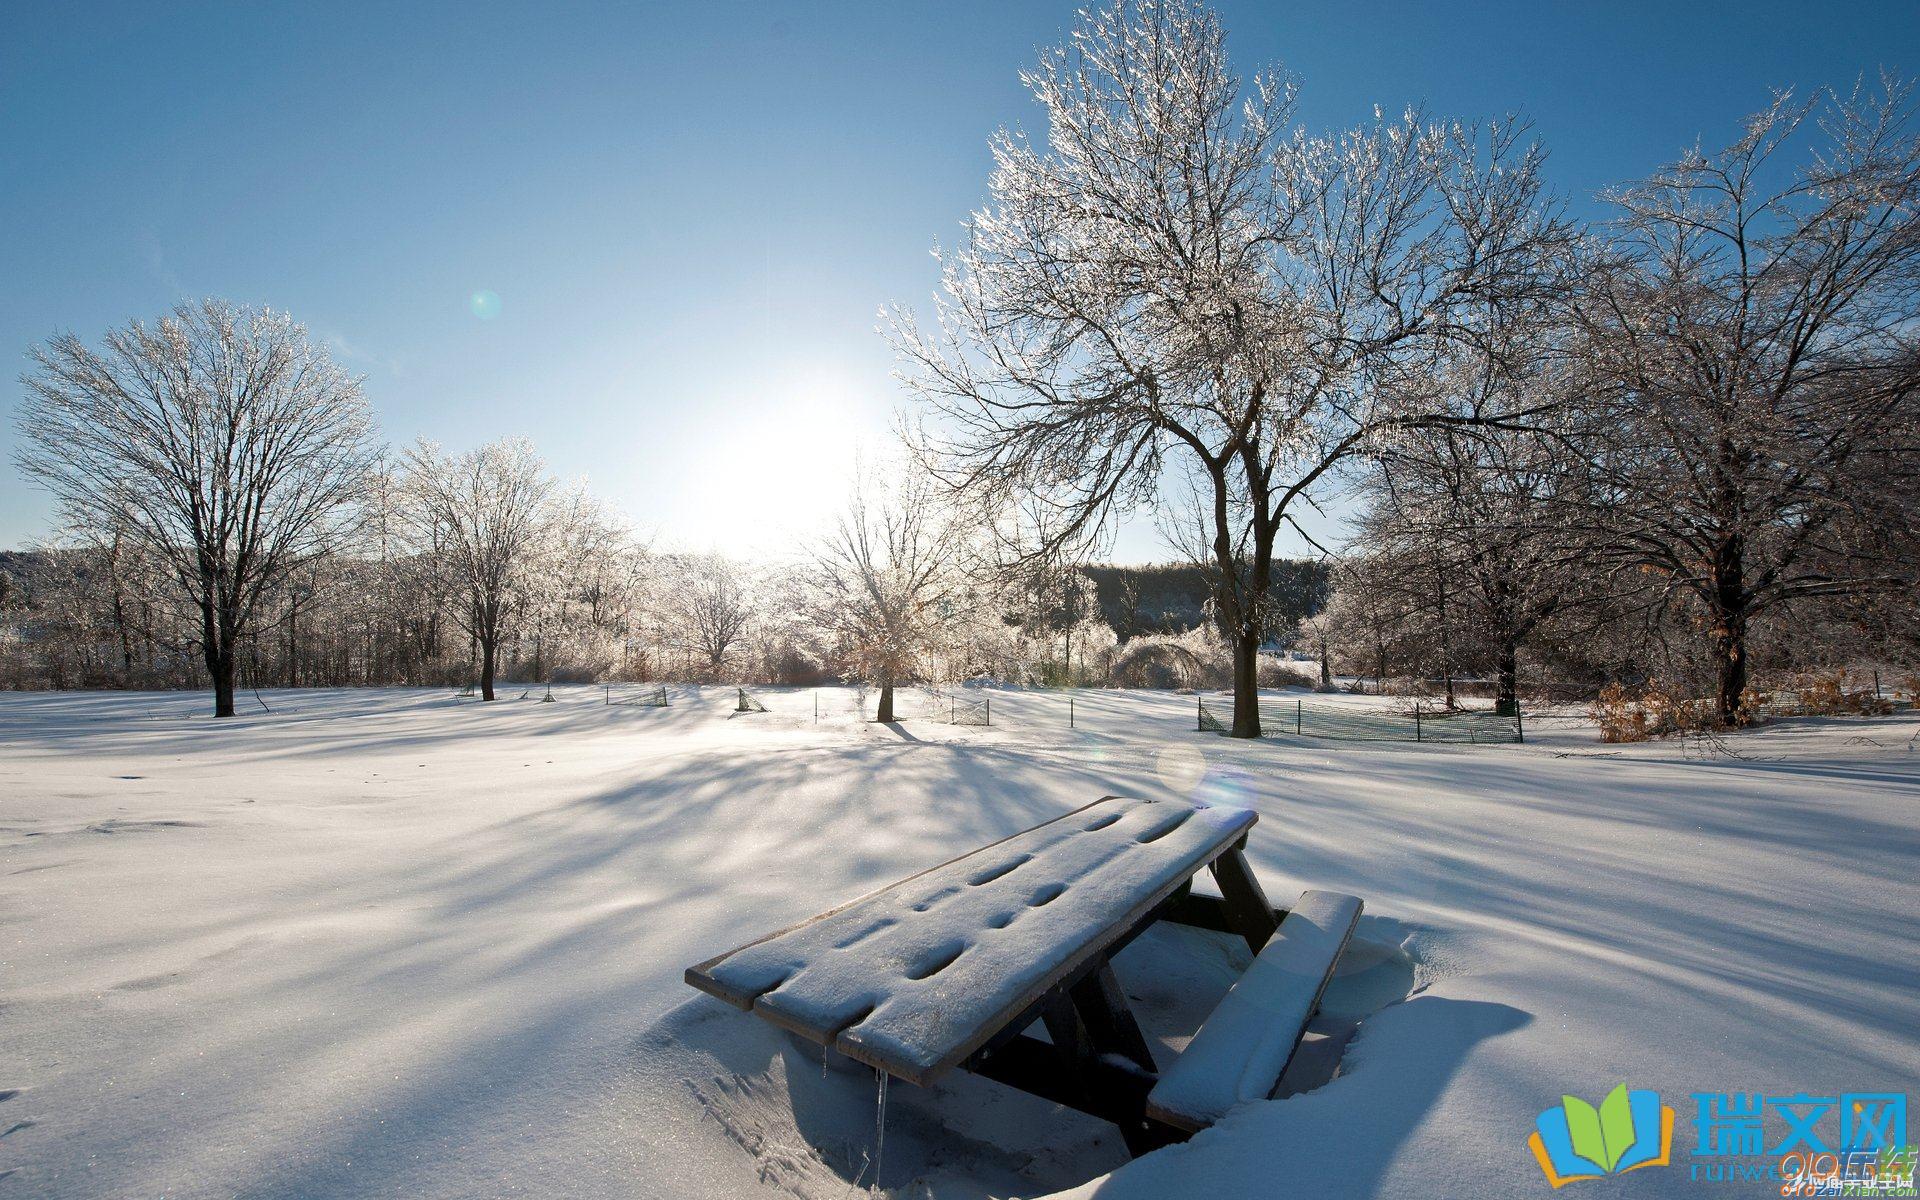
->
[873,1069,889,1192]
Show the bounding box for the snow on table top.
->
[1145,889,1363,1133]
[686,795,1257,1085]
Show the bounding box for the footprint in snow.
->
[84,819,202,835]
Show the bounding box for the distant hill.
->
[1082,560,1329,643]
[0,549,60,607]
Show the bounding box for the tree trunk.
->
[480,636,497,701]
[200,597,237,718]
[1496,639,1519,717]
[1712,611,1748,727]
[1711,533,1749,726]
[876,677,896,723]
[207,644,236,718]
[1230,630,1262,738]
[112,586,133,679]
[1318,637,1331,689]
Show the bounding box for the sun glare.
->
[691,367,865,553]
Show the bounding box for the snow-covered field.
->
[2,685,1915,1198]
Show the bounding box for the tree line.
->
[7,0,1918,730]
[889,0,1920,733]
[1,349,1331,715]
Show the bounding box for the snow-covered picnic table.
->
[687,795,1362,1154]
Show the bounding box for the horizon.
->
[3,1,1913,560]
[3,8,1916,1200]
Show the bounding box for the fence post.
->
[1296,698,1303,735]
[1069,694,1075,729]
[1414,708,1423,742]
[1197,693,1203,731]
[985,697,990,726]
[1516,705,1525,745]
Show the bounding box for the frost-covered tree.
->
[808,466,972,722]
[1357,298,1593,712]
[664,554,755,679]
[15,300,375,716]
[1362,431,1579,713]
[515,484,636,682]
[1574,78,1920,724]
[893,0,1573,736]
[402,438,555,701]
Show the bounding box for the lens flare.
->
[1153,743,1207,794]
[1194,764,1255,810]
[468,290,501,319]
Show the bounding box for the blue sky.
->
[2,1,1913,559]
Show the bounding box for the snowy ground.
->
[1,684,1915,1198]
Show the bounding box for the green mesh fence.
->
[604,684,669,708]
[1197,694,1522,744]
[1196,694,1229,732]
[1745,688,1909,718]
[950,695,991,726]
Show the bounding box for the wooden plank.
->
[1162,889,1288,938]
[685,796,1257,1086]
[966,1034,1165,1134]
[1145,890,1364,1133]
[959,888,1179,1067]
[684,796,1119,1008]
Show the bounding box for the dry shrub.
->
[1778,671,1895,716]
[1795,671,1848,713]
[1590,683,1724,742]
[1590,683,1652,743]
[1259,660,1317,689]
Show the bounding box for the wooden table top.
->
[685,795,1257,1085]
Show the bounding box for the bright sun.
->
[692,367,866,554]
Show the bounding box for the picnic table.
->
[685,795,1362,1154]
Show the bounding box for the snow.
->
[693,795,1256,1085]
[1,685,1916,1198]
[1145,889,1362,1133]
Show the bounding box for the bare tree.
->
[1354,297,1598,712]
[665,554,755,680]
[1574,78,1920,723]
[892,0,1572,735]
[403,438,554,701]
[808,466,971,722]
[16,300,375,716]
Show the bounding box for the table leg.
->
[1068,960,1157,1074]
[1208,842,1280,953]
[1046,988,1171,1155]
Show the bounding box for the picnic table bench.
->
[685,796,1363,1153]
